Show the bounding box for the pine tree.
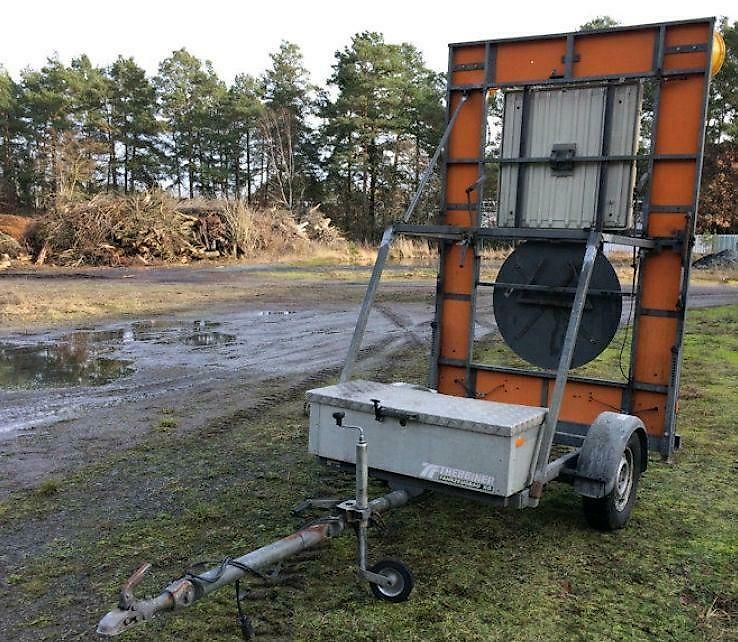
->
[65,55,109,195]
[707,18,738,144]
[323,32,443,239]
[225,74,264,202]
[108,57,160,192]
[0,67,19,208]
[699,19,738,232]
[18,57,74,205]
[578,16,621,31]
[156,49,220,198]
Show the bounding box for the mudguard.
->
[574,412,648,498]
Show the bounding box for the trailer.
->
[98,18,724,638]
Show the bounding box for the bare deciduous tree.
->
[260,108,301,212]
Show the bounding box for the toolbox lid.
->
[307,380,547,437]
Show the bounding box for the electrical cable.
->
[185,558,265,640]
[234,579,255,640]
[185,557,267,585]
[618,246,639,380]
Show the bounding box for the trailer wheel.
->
[369,559,414,602]
[582,433,641,531]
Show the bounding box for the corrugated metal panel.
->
[602,83,641,228]
[519,87,604,230]
[712,235,738,252]
[498,83,641,230]
[693,234,738,253]
[497,91,524,226]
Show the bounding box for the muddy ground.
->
[0,264,737,641]
[0,265,439,495]
[2,265,737,497]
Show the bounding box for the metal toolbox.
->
[307,380,547,498]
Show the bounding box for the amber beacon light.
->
[712,31,726,76]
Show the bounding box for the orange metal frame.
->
[433,18,715,458]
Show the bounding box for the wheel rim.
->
[613,446,634,512]
[377,568,404,598]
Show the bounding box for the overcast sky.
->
[2,1,735,85]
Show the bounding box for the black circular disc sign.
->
[493,242,622,370]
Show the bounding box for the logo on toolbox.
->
[419,462,495,494]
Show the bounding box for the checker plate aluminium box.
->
[497,83,642,230]
[306,380,547,498]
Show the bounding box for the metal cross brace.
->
[340,93,470,383]
[529,229,602,499]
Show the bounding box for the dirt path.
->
[0,265,442,496]
[1,265,737,497]
[0,299,435,496]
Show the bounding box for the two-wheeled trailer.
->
[98,18,724,638]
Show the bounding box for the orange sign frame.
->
[432,18,716,459]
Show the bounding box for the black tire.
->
[583,433,641,531]
[368,558,414,602]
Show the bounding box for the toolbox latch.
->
[370,399,418,427]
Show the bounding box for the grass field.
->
[1,306,736,641]
[1,252,734,331]
[0,263,439,330]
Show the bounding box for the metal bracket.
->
[529,229,601,497]
[119,563,151,610]
[291,498,343,516]
[457,233,475,268]
[560,53,581,64]
[550,143,577,176]
[652,236,685,251]
[359,568,393,588]
[337,498,372,522]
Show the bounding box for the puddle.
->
[0,303,438,441]
[0,309,367,392]
[182,331,236,347]
[61,329,125,343]
[0,317,244,390]
[0,342,133,389]
[131,319,179,332]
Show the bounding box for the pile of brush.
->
[33,192,200,265]
[30,192,343,266]
[0,215,33,261]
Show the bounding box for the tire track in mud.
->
[374,303,426,347]
[198,327,425,437]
